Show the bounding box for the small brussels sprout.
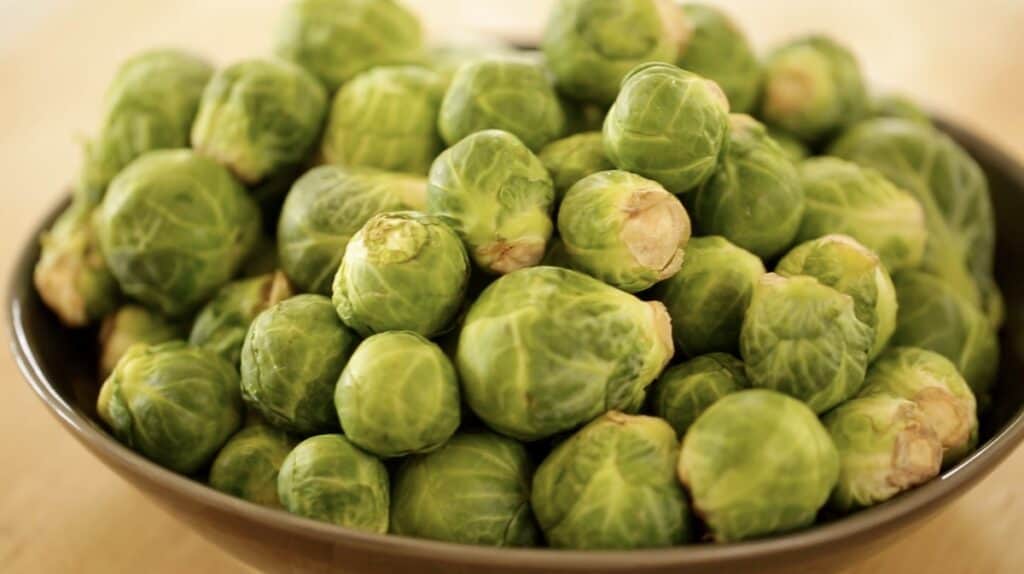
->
[558,171,690,292]
[648,353,750,437]
[321,66,445,175]
[457,267,673,441]
[189,272,294,366]
[240,295,358,435]
[332,212,469,336]
[390,431,539,546]
[759,35,868,142]
[823,395,942,512]
[766,127,809,162]
[277,434,389,532]
[870,93,931,125]
[427,130,555,274]
[192,58,327,185]
[740,274,873,413]
[604,62,730,194]
[678,389,839,542]
[99,305,185,378]
[677,3,760,113]
[97,150,261,317]
[777,235,898,360]
[278,165,426,294]
[795,157,927,272]
[690,114,804,258]
[209,424,297,507]
[97,342,243,474]
[538,132,614,201]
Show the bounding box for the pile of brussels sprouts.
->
[35,0,1000,549]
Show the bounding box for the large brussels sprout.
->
[690,114,804,258]
[648,353,750,437]
[604,62,730,195]
[97,150,261,317]
[278,165,426,294]
[277,434,389,531]
[332,212,469,336]
[240,295,358,435]
[390,431,539,546]
[538,132,614,201]
[456,267,673,440]
[209,424,297,507]
[97,342,243,474]
[795,157,927,272]
[870,93,931,125]
[677,3,760,113]
[558,170,690,292]
[654,236,765,357]
[427,130,555,274]
[740,274,873,413]
[678,389,838,542]
[321,66,445,175]
[99,305,185,378]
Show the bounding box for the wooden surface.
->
[1,1,1022,572]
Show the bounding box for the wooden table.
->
[1,1,1022,572]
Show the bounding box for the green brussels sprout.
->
[538,132,614,201]
[604,62,730,194]
[78,49,213,206]
[759,35,868,142]
[740,274,873,413]
[240,295,358,435]
[690,114,804,258]
[439,57,566,152]
[192,58,327,185]
[457,267,673,441]
[532,412,689,549]
[777,235,898,360]
[97,342,243,474]
[823,395,943,512]
[654,236,765,357]
[648,353,750,436]
[543,0,687,105]
[278,165,426,294]
[427,130,555,274]
[335,332,460,457]
[870,93,931,125]
[99,305,185,378]
[390,431,539,546]
[273,0,424,92]
[332,212,469,336]
[97,150,261,317]
[277,434,389,531]
[678,389,838,541]
[189,272,294,366]
[677,3,760,113]
[321,66,445,175]
[558,170,690,292]
[766,127,809,162]
[795,157,928,272]
[209,424,297,507]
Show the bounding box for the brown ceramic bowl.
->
[8,119,1024,574]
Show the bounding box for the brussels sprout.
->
[759,35,868,142]
[390,431,539,546]
[543,0,687,105]
[538,132,614,201]
[99,305,185,378]
[97,150,261,317]
[97,342,243,474]
[677,3,760,113]
[77,49,213,206]
[191,58,327,185]
[457,267,673,440]
[823,395,942,511]
[678,389,838,542]
[766,127,809,162]
[690,114,804,258]
[209,424,297,507]
[321,66,445,175]
[240,295,358,435]
[278,165,426,294]
[648,353,750,436]
[777,235,898,360]
[604,62,730,194]
[740,274,873,413]
[189,272,294,366]
[277,434,389,531]
[332,212,469,336]
[273,0,424,92]
[427,130,555,274]
[795,157,927,272]
[870,93,931,125]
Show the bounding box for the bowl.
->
[8,118,1024,574]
